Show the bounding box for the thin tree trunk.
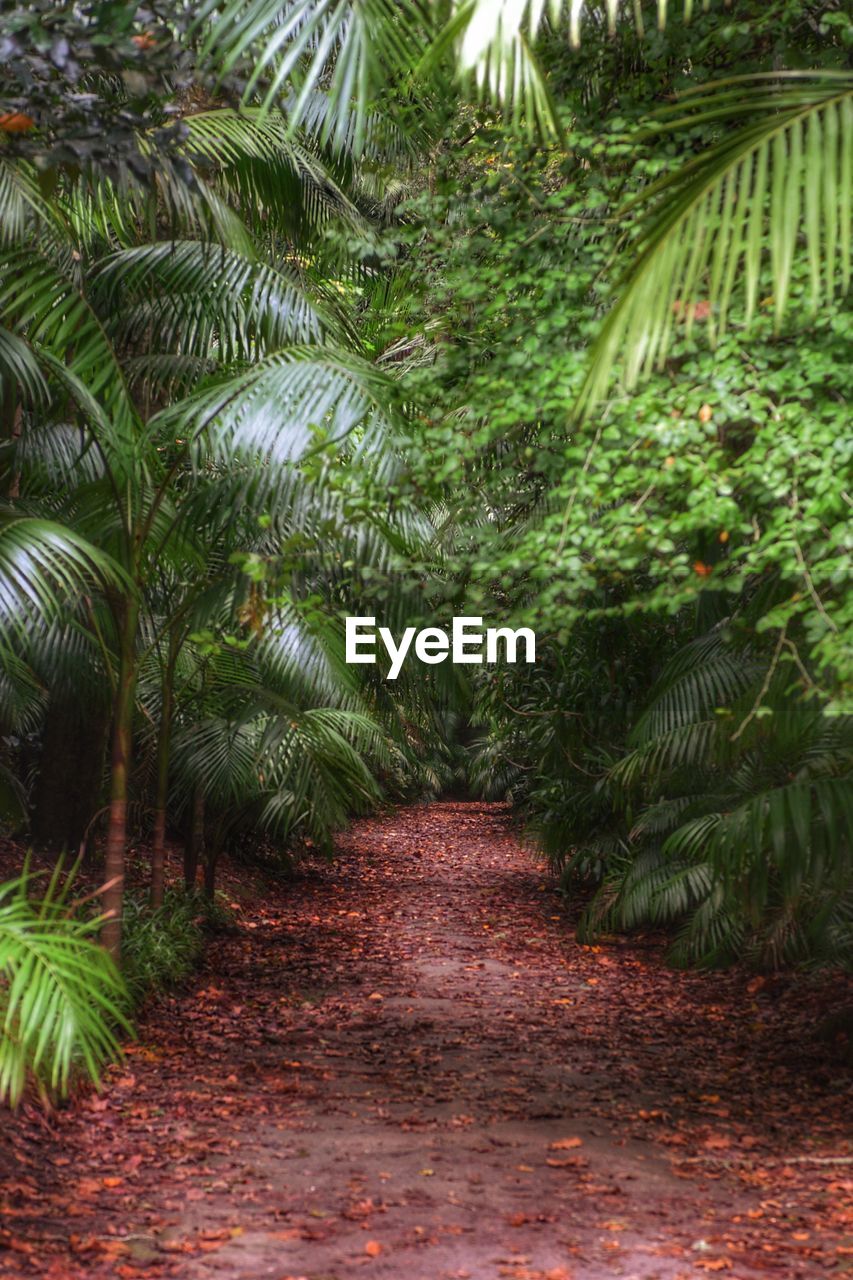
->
[7,401,21,499]
[203,827,221,902]
[101,597,139,963]
[150,633,178,909]
[184,787,204,891]
[203,849,218,901]
[2,382,22,499]
[150,810,167,908]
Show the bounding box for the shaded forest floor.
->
[1,801,851,1279]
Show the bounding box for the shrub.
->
[122,889,207,1005]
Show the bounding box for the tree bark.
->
[203,827,221,902]
[2,383,22,499]
[100,597,139,963]
[184,787,204,891]
[203,848,218,901]
[150,634,177,909]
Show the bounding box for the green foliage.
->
[397,70,851,697]
[0,866,130,1107]
[0,512,125,637]
[475,600,852,970]
[0,0,849,1020]
[591,618,852,968]
[194,0,796,145]
[122,890,208,1005]
[579,72,853,413]
[0,41,431,964]
[404,7,853,970]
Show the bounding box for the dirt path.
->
[2,801,851,1279]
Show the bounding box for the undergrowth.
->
[122,889,232,1006]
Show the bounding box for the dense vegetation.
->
[0,0,849,1105]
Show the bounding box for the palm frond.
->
[95,240,329,358]
[448,9,561,140]
[0,511,125,638]
[15,421,108,493]
[0,869,130,1106]
[610,719,719,789]
[0,246,135,427]
[183,109,364,235]
[152,346,398,466]
[707,775,853,898]
[430,0,738,138]
[193,0,427,153]
[0,325,49,407]
[631,643,758,742]
[196,0,725,149]
[258,606,365,709]
[577,73,853,414]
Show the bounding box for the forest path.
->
[2,801,849,1279]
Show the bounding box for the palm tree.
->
[0,572,131,1108]
[0,101,411,957]
[574,602,852,967]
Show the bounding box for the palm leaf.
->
[436,5,562,140]
[95,240,329,359]
[0,511,126,638]
[577,72,853,414]
[0,325,49,407]
[0,870,130,1106]
[196,0,726,149]
[0,246,135,428]
[183,108,364,236]
[631,635,759,742]
[151,345,398,466]
[193,0,427,153]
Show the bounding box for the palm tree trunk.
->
[150,635,178,908]
[203,826,222,902]
[101,597,139,962]
[203,848,218,901]
[184,787,204,890]
[6,403,21,499]
[2,382,22,499]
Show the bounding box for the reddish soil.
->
[1,801,851,1279]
